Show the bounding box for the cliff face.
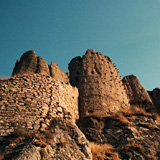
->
[69,49,130,119]
[1,49,160,160]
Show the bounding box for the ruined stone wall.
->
[69,49,130,119]
[0,74,78,136]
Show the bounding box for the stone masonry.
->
[0,74,78,136]
[69,49,130,119]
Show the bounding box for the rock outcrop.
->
[12,50,50,77]
[0,118,92,160]
[122,74,154,112]
[148,88,160,113]
[79,109,160,159]
[1,49,160,160]
[12,50,69,83]
[69,49,130,119]
[50,61,69,84]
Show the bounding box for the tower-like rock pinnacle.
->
[69,49,130,119]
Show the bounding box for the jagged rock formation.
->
[79,109,160,159]
[50,61,69,84]
[0,118,92,160]
[148,88,160,113]
[0,74,78,136]
[12,50,50,77]
[12,50,69,83]
[1,49,160,159]
[122,74,154,112]
[69,49,130,119]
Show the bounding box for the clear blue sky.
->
[0,0,160,90]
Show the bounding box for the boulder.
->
[69,49,130,119]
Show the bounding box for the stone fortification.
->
[12,50,69,83]
[69,49,130,119]
[0,74,78,136]
[122,74,154,111]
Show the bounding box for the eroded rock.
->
[12,50,38,77]
[0,118,92,160]
[122,74,154,112]
[69,49,130,119]
[12,50,69,83]
[50,61,69,83]
[148,88,160,113]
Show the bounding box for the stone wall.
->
[0,74,78,136]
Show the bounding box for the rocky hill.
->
[0,49,160,160]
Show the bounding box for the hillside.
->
[0,49,160,160]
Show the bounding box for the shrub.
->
[90,142,119,160]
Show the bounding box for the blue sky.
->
[0,0,160,90]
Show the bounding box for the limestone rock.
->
[12,50,37,77]
[12,50,50,77]
[78,111,160,159]
[12,50,69,84]
[50,61,69,83]
[0,118,92,160]
[122,74,154,111]
[69,49,130,119]
[148,88,160,113]
[37,56,50,75]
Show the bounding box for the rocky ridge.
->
[12,50,69,83]
[0,49,160,160]
[122,74,154,112]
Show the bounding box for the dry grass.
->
[109,112,132,126]
[121,143,143,151]
[10,126,33,144]
[121,105,146,115]
[120,143,158,160]
[151,113,160,122]
[155,115,160,122]
[138,122,160,131]
[90,142,119,160]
